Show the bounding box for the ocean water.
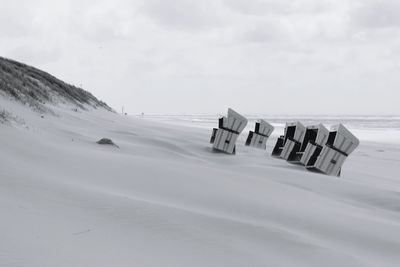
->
[138,114,400,145]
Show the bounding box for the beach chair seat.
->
[210,108,248,154]
[245,120,274,149]
[276,122,306,160]
[305,124,359,176]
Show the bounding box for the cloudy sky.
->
[1,0,400,115]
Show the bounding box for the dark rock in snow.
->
[96,138,119,148]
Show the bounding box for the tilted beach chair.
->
[298,124,330,165]
[305,124,359,176]
[287,124,329,163]
[271,122,306,159]
[245,120,274,150]
[210,108,248,154]
[280,122,307,160]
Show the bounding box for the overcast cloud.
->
[1,0,399,115]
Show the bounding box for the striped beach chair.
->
[305,124,359,176]
[245,120,274,150]
[210,108,248,154]
[272,121,306,159]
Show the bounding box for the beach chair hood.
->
[315,124,329,146]
[257,119,274,137]
[329,124,360,155]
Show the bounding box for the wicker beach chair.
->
[210,108,248,154]
[271,121,306,159]
[245,120,274,150]
[304,124,359,176]
[287,124,329,163]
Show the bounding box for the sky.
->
[1,0,400,115]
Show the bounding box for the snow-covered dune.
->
[1,99,400,267]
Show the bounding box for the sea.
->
[137,114,400,145]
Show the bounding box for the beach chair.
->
[272,122,306,159]
[245,120,274,150]
[305,124,359,176]
[287,124,329,163]
[210,108,248,154]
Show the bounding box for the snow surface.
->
[1,99,400,267]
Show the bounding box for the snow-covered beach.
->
[2,0,400,264]
[1,99,400,267]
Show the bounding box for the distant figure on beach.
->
[141,112,144,117]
